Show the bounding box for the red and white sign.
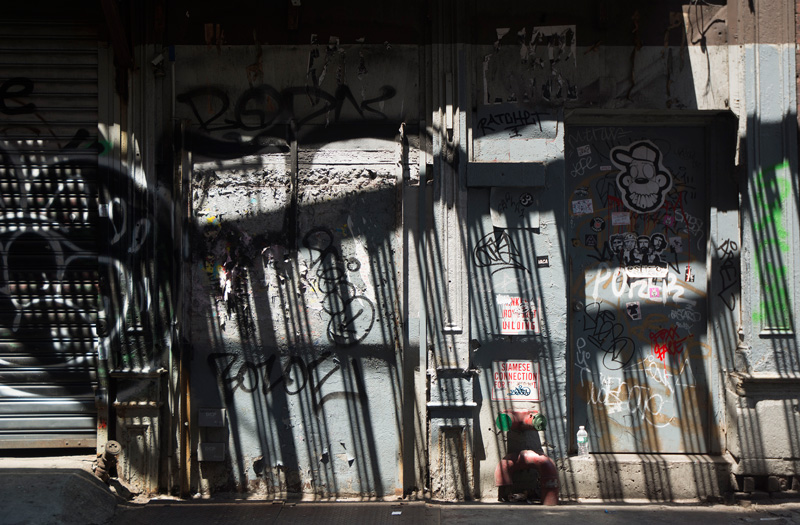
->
[497,295,539,334]
[491,360,541,401]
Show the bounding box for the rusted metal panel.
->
[116,407,160,495]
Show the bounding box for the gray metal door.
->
[0,18,100,448]
[567,123,711,453]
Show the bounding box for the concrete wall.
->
[5,0,787,502]
[175,44,419,496]
[721,0,800,486]
[165,3,758,500]
[463,4,736,500]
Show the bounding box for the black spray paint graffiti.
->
[567,127,633,151]
[1,75,170,374]
[582,302,636,370]
[476,109,544,138]
[611,141,673,214]
[716,239,739,312]
[473,230,531,275]
[0,143,169,372]
[0,77,36,115]
[208,351,367,413]
[302,228,375,347]
[177,83,397,157]
[103,169,172,371]
[593,172,621,209]
[1,77,108,154]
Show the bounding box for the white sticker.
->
[611,211,630,226]
[577,145,591,157]
[572,199,594,216]
[600,165,612,171]
[497,295,540,334]
[624,265,669,280]
[669,236,683,253]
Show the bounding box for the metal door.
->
[567,124,711,453]
[0,18,100,448]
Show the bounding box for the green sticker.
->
[495,413,512,431]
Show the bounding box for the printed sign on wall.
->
[491,360,541,401]
[496,294,540,334]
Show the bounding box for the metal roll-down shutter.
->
[0,17,100,448]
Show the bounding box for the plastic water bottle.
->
[577,426,589,457]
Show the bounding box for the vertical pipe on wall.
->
[179,133,192,498]
[167,45,180,495]
[419,14,434,495]
[288,128,299,249]
[97,45,116,456]
[427,0,475,500]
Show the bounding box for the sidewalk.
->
[111,499,800,525]
[1,455,799,525]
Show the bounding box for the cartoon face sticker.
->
[611,140,673,214]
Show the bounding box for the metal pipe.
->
[94,440,122,484]
[495,449,559,506]
[503,410,536,431]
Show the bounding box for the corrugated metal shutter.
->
[0,18,99,448]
